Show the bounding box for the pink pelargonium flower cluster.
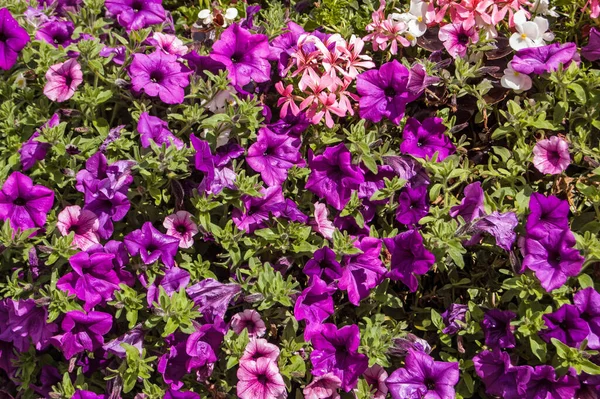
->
[276,33,375,128]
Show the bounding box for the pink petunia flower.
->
[438,23,479,58]
[43,58,83,102]
[363,365,389,399]
[56,205,100,250]
[240,338,280,362]
[303,373,341,399]
[311,202,335,240]
[236,358,286,399]
[532,136,570,175]
[231,309,267,338]
[149,32,188,56]
[163,211,198,249]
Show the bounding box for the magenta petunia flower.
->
[441,303,468,335]
[526,193,570,239]
[105,0,166,30]
[303,247,343,285]
[145,267,190,306]
[185,329,219,373]
[310,323,369,392]
[395,185,429,226]
[384,229,435,292]
[19,113,60,171]
[0,171,54,233]
[231,309,267,338]
[386,350,459,399]
[99,45,126,65]
[236,358,286,399]
[525,365,579,399]
[303,373,341,399]
[449,181,485,223]
[210,23,271,89]
[186,278,241,324]
[356,60,415,125]
[438,23,479,58]
[539,304,590,348]
[574,287,600,349]
[35,20,75,48]
[164,389,200,399]
[43,58,83,102]
[473,350,532,399]
[232,186,285,233]
[512,42,579,75]
[137,112,184,150]
[294,276,336,325]
[364,365,388,399]
[51,310,112,359]
[401,117,456,161]
[56,205,100,250]
[0,299,57,351]
[124,221,180,267]
[482,309,517,349]
[163,211,198,249]
[72,391,105,399]
[532,136,571,175]
[129,51,191,104]
[339,237,386,306]
[240,338,280,363]
[305,143,364,211]
[0,8,30,70]
[246,127,304,187]
[582,27,600,61]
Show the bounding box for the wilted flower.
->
[532,136,571,175]
[441,304,468,335]
[43,58,83,102]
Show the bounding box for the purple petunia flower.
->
[356,60,416,124]
[521,229,584,292]
[339,237,386,306]
[582,27,600,61]
[441,304,468,335]
[210,23,271,89]
[19,113,60,171]
[164,389,200,399]
[270,21,306,76]
[105,0,166,30]
[395,185,429,226]
[129,51,191,104]
[574,287,600,350]
[294,276,336,325]
[246,127,304,187]
[525,365,579,399]
[449,181,485,223]
[0,299,57,351]
[386,350,460,399]
[401,117,456,162]
[231,309,266,338]
[539,304,590,348]
[35,20,74,48]
[473,350,532,399]
[305,143,364,211]
[310,323,369,392]
[532,136,571,175]
[99,45,126,65]
[56,252,122,311]
[482,309,517,349]
[72,391,105,399]
[186,279,241,324]
[0,8,30,71]
[466,211,519,251]
[137,112,184,149]
[512,42,580,75]
[102,325,144,358]
[51,310,112,359]
[304,247,343,285]
[0,171,54,233]
[124,221,180,267]
[384,229,435,292]
[526,193,570,239]
[146,267,190,305]
[232,186,285,233]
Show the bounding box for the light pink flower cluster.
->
[276,33,374,128]
[364,0,413,53]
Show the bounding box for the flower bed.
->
[0,0,600,398]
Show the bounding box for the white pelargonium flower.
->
[390,1,428,46]
[509,10,553,51]
[531,0,559,17]
[198,9,213,24]
[224,8,238,26]
[501,62,533,92]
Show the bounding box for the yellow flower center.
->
[521,33,528,39]
[417,16,423,22]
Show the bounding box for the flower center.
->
[457,33,470,44]
[384,87,396,98]
[176,224,187,233]
[521,33,528,39]
[69,224,82,234]
[131,0,143,12]
[65,75,73,87]
[149,70,164,83]
[425,378,436,391]
[13,197,26,206]
[0,32,7,42]
[257,374,269,385]
[231,52,243,63]
[146,244,157,254]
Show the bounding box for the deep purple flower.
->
[574,287,600,349]
[512,43,580,75]
[473,350,532,399]
[246,127,304,187]
[185,330,218,373]
[450,181,485,223]
[72,391,105,399]
[386,350,459,399]
[408,63,440,97]
[51,310,112,359]
[105,0,165,30]
[35,20,74,48]
[158,335,189,388]
[0,8,30,70]
[57,252,122,311]
[210,24,271,89]
[124,221,180,267]
[0,299,56,351]
[384,229,435,292]
[358,165,396,205]
[165,389,201,399]
[401,117,456,161]
[146,266,190,305]
[356,60,416,124]
[539,304,590,348]
[232,186,285,233]
[102,325,144,358]
[137,112,184,149]
[186,279,241,324]
[183,50,226,77]
[0,171,54,233]
[441,304,468,335]
[303,247,343,285]
[310,323,369,392]
[305,143,364,211]
[382,155,430,188]
[525,366,579,399]
[294,276,336,325]
[339,237,386,306]
[521,229,584,292]
[466,211,519,251]
[526,193,570,239]
[76,152,134,196]
[482,309,517,349]
[129,51,191,104]
[20,113,60,171]
[582,27,600,61]
[272,199,309,224]
[270,21,306,76]
[395,185,429,226]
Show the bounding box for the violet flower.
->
[231,309,266,338]
[384,229,435,292]
[129,51,191,104]
[473,350,532,399]
[232,186,285,233]
[43,58,83,102]
[35,20,74,48]
[105,0,165,31]
[56,205,100,250]
[525,365,579,399]
[237,358,286,399]
[532,136,571,175]
[0,8,30,71]
[339,237,387,306]
[305,143,364,211]
[512,42,579,75]
[449,181,485,223]
[386,350,459,399]
[72,391,105,399]
[582,27,600,61]
[303,247,343,285]
[482,309,517,349]
[539,304,590,348]
[246,127,304,187]
[163,211,198,249]
[395,185,429,226]
[210,23,271,89]
[356,60,416,124]
[0,171,54,233]
[294,276,336,325]
[401,117,456,161]
[137,112,184,150]
[186,279,241,323]
[124,221,180,267]
[574,287,600,349]
[146,267,191,305]
[19,113,59,171]
[51,310,112,359]
[0,299,56,351]
[310,323,369,392]
[526,193,570,239]
[240,338,280,363]
[441,303,468,335]
[164,390,200,399]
